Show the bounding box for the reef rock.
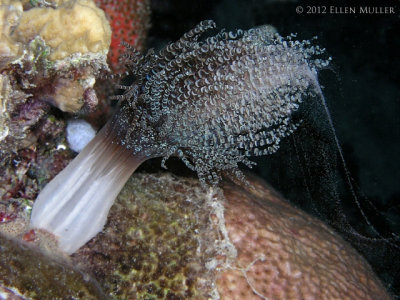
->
[0,0,111,130]
[1,172,391,299]
[0,0,114,202]
[0,234,107,299]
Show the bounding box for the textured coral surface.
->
[94,0,150,72]
[13,0,111,61]
[0,173,391,299]
[218,177,392,299]
[72,174,228,299]
[0,234,107,299]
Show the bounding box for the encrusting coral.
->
[94,0,151,72]
[30,20,331,254]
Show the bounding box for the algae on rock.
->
[0,234,107,299]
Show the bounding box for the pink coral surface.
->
[217,177,391,299]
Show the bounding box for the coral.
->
[0,0,111,115]
[74,174,233,298]
[86,173,390,299]
[2,173,390,298]
[0,0,23,68]
[30,21,330,254]
[13,0,111,61]
[0,0,115,201]
[217,176,391,299]
[0,234,107,299]
[94,0,151,72]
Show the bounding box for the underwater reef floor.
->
[0,172,392,299]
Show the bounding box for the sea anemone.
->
[30,20,330,254]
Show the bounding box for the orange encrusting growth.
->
[94,0,150,72]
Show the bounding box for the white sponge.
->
[66,119,96,152]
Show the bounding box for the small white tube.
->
[30,126,145,254]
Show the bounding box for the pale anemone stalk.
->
[30,21,330,254]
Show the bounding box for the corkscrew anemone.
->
[30,21,330,254]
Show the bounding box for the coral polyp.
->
[30,21,330,254]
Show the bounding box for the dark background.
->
[145,0,400,297]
